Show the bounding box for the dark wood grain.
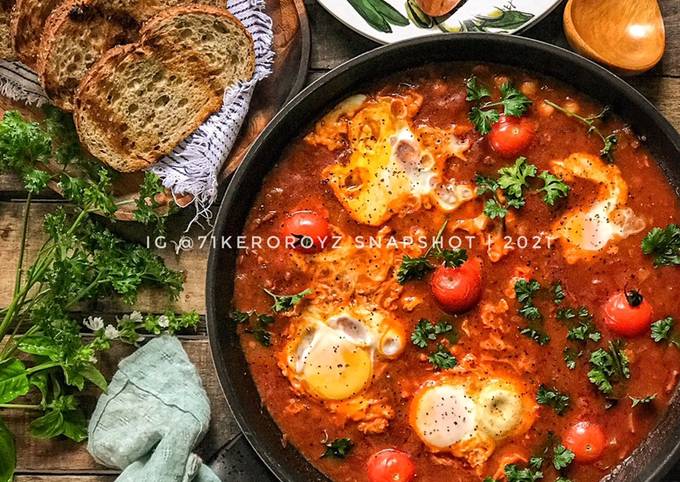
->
[4,0,680,480]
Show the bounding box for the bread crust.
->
[10,0,62,67]
[74,5,254,172]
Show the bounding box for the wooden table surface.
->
[1,0,680,480]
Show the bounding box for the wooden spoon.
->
[564,0,665,75]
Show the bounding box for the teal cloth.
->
[88,336,220,482]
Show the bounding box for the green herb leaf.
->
[322,438,354,459]
[432,248,467,268]
[469,106,500,135]
[397,254,434,284]
[642,225,680,267]
[0,359,29,405]
[553,443,575,470]
[520,326,550,346]
[483,198,508,219]
[411,319,437,348]
[0,416,15,482]
[567,321,602,343]
[536,384,571,415]
[264,288,312,312]
[563,347,582,370]
[630,394,656,407]
[539,171,570,206]
[552,282,566,305]
[499,82,532,117]
[466,76,492,101]
[504,463,543,482]
[497,157,537,203]
[588,340,630,395]
[428,344,458,370]
[651,317,675,343]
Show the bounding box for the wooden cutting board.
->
[0,0,310,219]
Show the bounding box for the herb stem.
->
[0,403,42,411]
[25,361,60,375]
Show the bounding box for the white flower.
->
[157,315,170,328]
[104,324,120,340]
[84,316,104,331]
[129,311,143,323]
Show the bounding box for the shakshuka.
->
[231,63,680,482]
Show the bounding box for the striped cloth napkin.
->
[0,0,274,227]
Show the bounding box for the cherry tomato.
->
[488,115,536,158]
[281,211,331,253]
[367,449,416,482]
[563,421,607,463]
[430,258,483,314]
[602,290,653,337]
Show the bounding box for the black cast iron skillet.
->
[206,34,680,482]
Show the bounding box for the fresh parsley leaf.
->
[651,317,675,343]
[536,384,571,415]
[520,325,550,346]
[499,82,533,117]
[229,310,251,324]
[552,282,566,305]
[432,247,467,268]
[483,198,508,219]
[539,171,570,206]
[515,279,541,306]
[428,344,457,370]
[630,394,656,407]
[563,347,582,370]
[22,169,51,194]
[567,321,602,343]
[588,340,630,395]
[504,463,543,482]
[397,254,434,284]
[601,134,618,161]
[264,288,311,312]
[411,319,437,348]
[642,225,680,267]
[475,174,499,195]
[466,76,492,101]
[553,443,575,470]
[251,327,272,347]
[322,438,353,459]
[528,457,544,471]
[469,106,500,135]
[497,157,537,203]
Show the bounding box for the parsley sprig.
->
[476,157,569,220]
[642,225,680,267]
[536,384,571,415]
[264,288,312,312]
[396,220,467,284]
[321,437,354,459]
[588,340,630,396]
[515,279,550,345]
[466,76,532,134]
[411,319,459,370]
[230,310,276,347]
[544,100,618,162]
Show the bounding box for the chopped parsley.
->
[515,279,549,345]
[497,157,537,208]
[321,438,353,459]
[428,344,458,370]
[264,288,311,312]
[411,319,438,348]
[563,347,583,370]
[651,317,676,343]
[552,282,566,305]
[567,321,602,343]
[536,384,571,415]
[544,100,618,162]
[553,443,575,470]
[504,462,543,482]
[642,224,680,267]
[396,220,453,284]
[232,310,276,347]
[466,76,532,134]
[538,171,570,206]
[588,340,630,395]
[630,394,657,407]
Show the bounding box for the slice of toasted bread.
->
[37,0,138,110]
[0,0,15,60]
[74,6,254,173]
[10,0,62,67]
[37,0,224,111]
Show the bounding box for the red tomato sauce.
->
[231,63,680,482]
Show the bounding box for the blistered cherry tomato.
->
[488,115,536,157]
[602,290,653,337]
[282,211,331,253]
[367,449,416,482]
[563,421,607,463]
[430,258,483,314]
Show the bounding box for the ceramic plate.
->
[317,0,562,44]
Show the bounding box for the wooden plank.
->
[0,202,207,314]
[5,339,238,472]
[16,477,116,481]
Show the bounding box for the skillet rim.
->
[206,33,680,482]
